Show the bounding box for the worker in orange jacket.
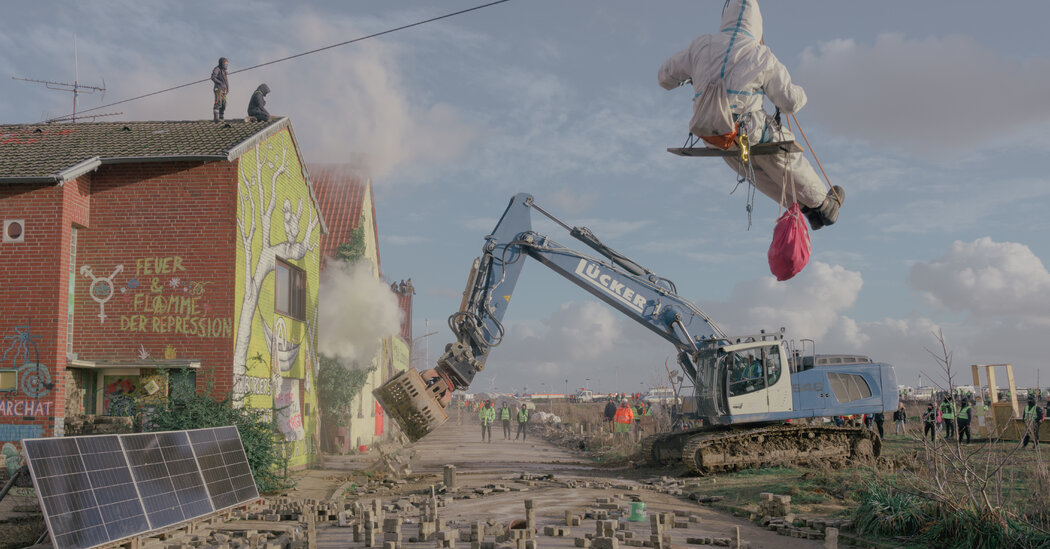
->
[614,400,635,439]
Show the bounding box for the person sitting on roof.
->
[658,0,843,230]
[248,84,271,122]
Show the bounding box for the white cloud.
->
[796,33,1050,156]
[708,261,863,341]
[384,235,426,246]
[908,237,1050,317]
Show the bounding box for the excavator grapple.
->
[373,369,448,442]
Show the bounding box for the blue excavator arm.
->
[433,193,727,392]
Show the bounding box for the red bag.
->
[767,203,811,281]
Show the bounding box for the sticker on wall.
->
[81,264,124,322]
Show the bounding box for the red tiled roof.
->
[309,164,380,272]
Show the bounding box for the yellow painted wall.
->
[233,129,322,468]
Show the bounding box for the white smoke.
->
[318,261,402,365]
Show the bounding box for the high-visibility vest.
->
[940,402,955,420]
[1025,404,1038,422]
[958,405,972,420]
[614,406,634,424]
[518,409,529,422]
[480,406,495,424]
[500,407,511,420]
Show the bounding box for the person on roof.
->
[248,84,271,122]
[658,0,843,231]
[211,57,229,122]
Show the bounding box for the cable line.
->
[46,0,511,121]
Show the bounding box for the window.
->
[275,259,306,320]
[828,373,872,403]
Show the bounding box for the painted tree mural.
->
[233,138,320,397]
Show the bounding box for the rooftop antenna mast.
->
[12,33,109,123]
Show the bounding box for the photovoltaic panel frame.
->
[22,427,259,549]
[187,426,260,510]
[23,435,149,549]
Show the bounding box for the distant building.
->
[0,118,327,471]
[310,165,412,453]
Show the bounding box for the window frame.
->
[274,258,307,320]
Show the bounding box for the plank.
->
[668,141,803,157]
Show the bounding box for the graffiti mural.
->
[2,442,22,477]
[232,130,320,468]
[118,256,232,338]
[81,264,124,322]
[2,323,52,398]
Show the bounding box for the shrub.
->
[143,379,291,494]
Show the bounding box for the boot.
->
[213,110,220,122]
[802,185,845,230]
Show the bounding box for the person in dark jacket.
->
[873,412,885,439]
[603,399,617,432]
[211,57,229,122]
[248,84,271,121]
[922,403,937,442]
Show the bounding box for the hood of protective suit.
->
[256,84,270,96]
[218,57,228,68]
[720,0,763,44]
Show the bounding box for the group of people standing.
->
[476,400,530,443]
[603,397,651,439]
[921,395,980,444]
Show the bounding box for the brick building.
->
[0,118,327,470]
[311,165,413,452]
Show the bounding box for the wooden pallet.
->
[668,140,802,157]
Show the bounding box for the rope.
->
[789,112,841,204]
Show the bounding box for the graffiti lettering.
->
[132,293,202,316]
[0,423,43,442]
[233,375,272,396]
[135,256,186,276]
[119,315,233,338]
[0,400,52,417]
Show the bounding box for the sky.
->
[3,1,1050,396]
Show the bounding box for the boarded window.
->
[828,373,872,403]
[0,370,15,391]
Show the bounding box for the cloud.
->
[384,235,426,246]
[707,261,863,342]
[796,33,1050,156]
[908,237,1050,318]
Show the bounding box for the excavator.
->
[375,193,898,474]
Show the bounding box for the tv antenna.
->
[12,33,112,123]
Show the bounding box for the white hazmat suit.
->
[659,0,842,229]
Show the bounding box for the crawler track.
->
[641,424,880,475]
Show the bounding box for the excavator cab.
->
[690,338,794,425]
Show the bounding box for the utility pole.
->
[12,34,116,123]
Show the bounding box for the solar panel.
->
[22,427,259,549]
[187,426,259,510]
[121,432,214,528]
[23,435,149,549]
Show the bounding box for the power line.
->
[47,0,511,121]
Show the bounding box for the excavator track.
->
[642,424,880,475]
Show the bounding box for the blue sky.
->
[4,1,1050,395]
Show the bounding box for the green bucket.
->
[628,501,647,522]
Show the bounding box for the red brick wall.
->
[73,161,238,399]
[0,175,90,443]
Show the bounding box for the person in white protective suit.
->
[658,0,844,230]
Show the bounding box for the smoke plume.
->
[318,261,402,365]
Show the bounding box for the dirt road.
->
[308,415,826,548]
